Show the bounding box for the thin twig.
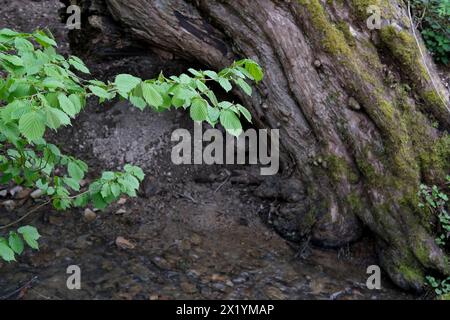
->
[0,276,38,300]
[214,176,230,194]
[0,200,50,230]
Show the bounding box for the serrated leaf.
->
[0,53,23,66]
[115,74,141,95]
[33,31,57,47]
[142,83,163,108]
[68,94,82,113]
[18,112,45,141]
[68,161,84,181]
[42,78,64,89]
[111,183,121,197]
[218,77,232,92]
[8,232,24,255]
[45,107,71,129]
[237,104,252,123]
[17,226,40,250]
[14,38,34,52]
[220,109,242,137]
[68,56,90,74]
[129,95,147,110]
[245,61,264,82]
[57,93,76,118]
[64,177,80,191]
[190,98,208,121]
[88,85,110,99]
[0,240,15,262]
[236,78,252,96]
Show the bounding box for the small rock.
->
[348,97,361,111]
[180,281,197,294]
[15,188,32,199]
[117,198,127,205]
[83,208,97,222]
[211,274,228,282]
[115,208,127,215]
[0,190,8,197]
[30,189,43,199]
[2,200,16,211]
[313,59,322,68]
[264,286,287,300]
[115,236,136,249]
[9,186,23,198]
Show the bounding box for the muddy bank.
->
[0,0,417,300]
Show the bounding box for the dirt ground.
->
[0,0,418,300]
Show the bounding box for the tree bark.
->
[62,0,450,291]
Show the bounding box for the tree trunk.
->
[62,0,450,291]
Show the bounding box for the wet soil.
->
[0,0,417,300]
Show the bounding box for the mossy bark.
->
[64,0,450,291]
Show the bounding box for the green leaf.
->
[17,226,40,250]
[111,183,121,197]
[33,30,57,47]
[14,38,34,52]
[237,104,252,123]
[88,85,111,99]
[114,74,141,95]
[235,78,252,96]
[142,83,163,108]
[18,112,45,141]
[245,61,264,82]
[220,109,242,137]
[102,171,115,180]
[42,78,64,89]
[0,240,15,262]
[68,94,83,113]
[68,161,84,181]
[218,77,232,92]
[68,56,90,74]
[58,93,77,118]
[8,232,24,255]
[129,95,147,111]
[45,107,71,129]
[190,98,208,121]
[0,53,24,66]
[64,177,80,191]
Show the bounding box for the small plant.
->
[0,28,263,261]
[419,176,450,299]
[418,177,450,247]
[411,0,450,65]
[426,275,450,297]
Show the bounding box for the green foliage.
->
[411,0,450,65]
[420,177,450,299]
[0,28,263,261]
[418,177,449,247]
[426,275,450,297]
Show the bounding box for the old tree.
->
[63,0,450,291]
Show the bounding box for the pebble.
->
[9,186,23,197]
[115,236,136,250]
[2,200,16,211]
[115,208,127,215]
[117,198,127,205]
[15,188,32,199]
[0,190,8,197]
[180,281,197,294]
[83,208,97,222]
[30,189,43,199]
[264,286,287,300]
